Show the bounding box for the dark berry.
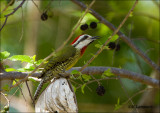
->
[96,85,105,96]
[108,42,116,50]
[90,22,97,29]
[115,44,120,51]
[80,24,88,31]
[41,12,48,21]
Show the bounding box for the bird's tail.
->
[33,79,45,104]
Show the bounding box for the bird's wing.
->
[39,46,76,78]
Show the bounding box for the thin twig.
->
[79,0,138,72]
[25,81,34,103]
[76,77,117,89]
[8,87,19,100]
[1,92,10,107]
[1,0,15,13]
[19,7,24,42]
[31,0,41,13]
[14,79,27,102]
[123,88,150,105]
[44,0,54,13]
[0,0,26,32]
[71,0,160,73]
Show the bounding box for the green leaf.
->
[103,68,114,77]
[77,75,82,81]
[35,59,43,65]
[104,46,108,50]
[12,80,16,85]
[8,55,33,63]
[109,35,119,42]
[82,74,91,81]
[25,63,35,71]
[95,44,102,48]
[81,83,86,94]
[17,68,26,72]
[114,98,122,111]
[2,84,10,91]
[25,66,35,71]
[101,74,106,79]
[129,12,133,17]
[0,51,10,60]
[5,68,17,72]
[71,70,81,75]
[28,77,38,83]
[4,65,9,68]
[32,55,36,62]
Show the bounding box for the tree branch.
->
[0,0,26,32]
[70,0,160,73]
[0,67,159,88]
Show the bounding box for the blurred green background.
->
[1,0,159,112]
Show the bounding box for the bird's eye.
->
[83,35,88,39]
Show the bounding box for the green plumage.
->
[33,45,81,102]
[40,45,80,79]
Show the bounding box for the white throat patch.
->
[72,35,93,49]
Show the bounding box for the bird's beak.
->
[90,36,100,40]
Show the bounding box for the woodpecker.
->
[33,34,99,103]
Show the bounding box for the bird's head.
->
[71,34,99,56]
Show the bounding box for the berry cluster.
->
[108,42,120,51]
[41,12,48,21]
[80,22,98,31]
[96,85,105,96]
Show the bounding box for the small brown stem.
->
[0,0,26,32]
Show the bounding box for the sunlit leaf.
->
[129,12,133,17]
[17,68,26,72]
[82,74,91,81]
[25,66,35,71]
[32,55,36,62]
[2,84,10,91]
[81,83,86,94]
[12,80,16,85]
[8,55,33,63]
[28,77,38,83]
[0,51,10,60]
[114,97,122,111]
[77,75,82,81]
[101,74,106,79]
[95,44,102,48]
[71,70,81,75]
[5,68,17,72]
[103,68,115,77]
[35,59,43,65]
